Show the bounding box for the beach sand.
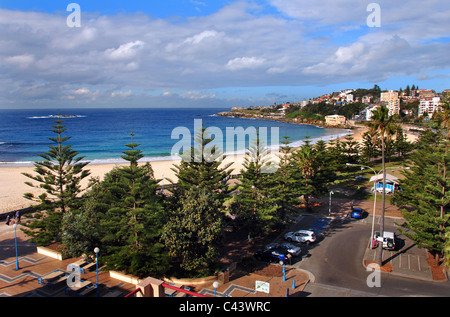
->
[0,154,248,214]
[0,125,418,214]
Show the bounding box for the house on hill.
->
[325,115,346,126]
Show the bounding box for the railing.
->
[162,283,209,298]
[125,284,209,298]
[125,288,142,297]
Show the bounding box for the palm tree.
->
[369,105,398,266]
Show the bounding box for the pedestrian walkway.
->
[199,266,311,297]
[0,223,135,297]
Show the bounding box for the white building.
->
[366,105,380,121]
[419,97,442,117]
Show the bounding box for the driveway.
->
[289,213,450,297]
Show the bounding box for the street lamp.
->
[328,191,334,217]
[13,223,19,271]
[94,247,100,297]
[213,281,219,297]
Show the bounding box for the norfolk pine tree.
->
[235,132,280,235]
[170,126,233,205]
[393,130,450,265]
[98,133,168,277]
[22,119,90,246]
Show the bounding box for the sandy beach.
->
[0,154,248,214]
[0,124,418,214]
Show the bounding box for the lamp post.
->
[94,247,100,297]
[213,281,219,297]
[13,223,19,270]
[328,191,334,217]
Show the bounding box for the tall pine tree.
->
[393,130,450,265]
[234,132,280,235]
[22,118,90,246]
[97,132,168,277]
[170,126,233,205]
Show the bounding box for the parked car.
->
[280,242,302,256]
[255,248,291,264]
[284,230,316,244]
[265,242,302,257]
[350,207,366,219]
[372,231,396,250]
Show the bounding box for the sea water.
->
[0,108,351,166]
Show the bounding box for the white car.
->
[284,230,316,244]
[373,231,396,250]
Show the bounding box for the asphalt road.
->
[291,215,450,297]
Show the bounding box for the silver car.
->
[284,230,316,244]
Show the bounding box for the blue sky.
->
[0,0,234,18]
[0,0,449,109]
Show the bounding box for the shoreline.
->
[0,124,418,214]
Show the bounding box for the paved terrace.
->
[0,219,310,297]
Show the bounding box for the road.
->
[290,215,450,297]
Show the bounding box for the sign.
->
[255,281,270,294]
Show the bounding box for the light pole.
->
[213,281,219,297]
[94,247,100,297]
[13,223,19,270]
[347,163,381,249]
[328,191,334,217]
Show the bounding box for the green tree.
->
[234,132,280,235]
[340,135,361,164]
[293,138,335,211]
[97,133,168,277]
[445,229,450,268]
[161,186,224,276]
[21,119,91,246]
[393,133,450,265]
[170,127,233,205]
[393,126,413,159]
[361,130,380,164]
[272,136,303,219]
[61,184,102,258]
[368,105,398,265]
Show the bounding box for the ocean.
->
[0,108,351,166]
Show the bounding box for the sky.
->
[0,0,449,109]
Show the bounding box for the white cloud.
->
[180,91,216,100]
[111,90,133,98]
[4,54,35,68]
[0,0,449,108]
[226,56,267,71]
[105,40,145,60]
[184,30,221,45]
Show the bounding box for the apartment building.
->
[419,96,442,117]
[381,90,400,117]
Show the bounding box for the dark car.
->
[350,207,366,219]
[255,248,291,264]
